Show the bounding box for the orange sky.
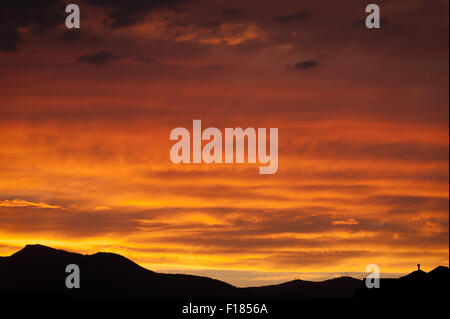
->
[0,0,448,286]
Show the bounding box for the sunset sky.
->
[0,0,448,286]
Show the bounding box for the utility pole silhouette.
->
[417,264,420,271]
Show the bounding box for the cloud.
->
[0,0,64,51]
[85,0,187,28]
[365,195,449,215]
[199,21,223,28]
[203,65,224,71]
[267,250,372,268]
[0,206,143,237]
[0,199,61,209]
[223,8,242,16]
[287,60,320,71]
[77,51,123,65]
[0,27,20,52]
[294,141,449,163]
[274,11,310,23]
[136,56,155,64]
[332,218,359,226]
[60,30,83,42]
[0,0,448,279]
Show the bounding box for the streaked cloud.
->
[77,51,123,65]
[0,199,62,209]
[287,60,320,71]
[273,11,310,23]
[0,0,448,286]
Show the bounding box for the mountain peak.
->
[24,244,53,250]
[429,265,450,280]
[11,244,72,259]
[430,265,449,273]
[20,244,56,252]
[398,269,430,282]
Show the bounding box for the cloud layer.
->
[0,0,448,286]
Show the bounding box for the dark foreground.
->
[0,245,448,318]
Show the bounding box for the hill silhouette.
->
[0,245,448,300]
[0,244,361,299]
[354,264,449,300]
[0,245,235,298]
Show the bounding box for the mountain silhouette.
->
[0,244,361,299]
[0,244,235,298]
[241,276,361,299]
[354,264,449,300]
[0,245,447,300]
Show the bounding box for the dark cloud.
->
[136,56,155,64]
[60,30,83,42]
[366,195,449,215]
[274,11,310,23]
[295,184,374,194]
[0,0,64,51]
[293,141,449,163]
[0,27,20,52]
[144,165,448,184]
[0,206,141,237]
[60,29,101,45]
[169,22,189,28]
[288,60,320,71]
[204,65,224,71]
[268,250,372,268]
[85,0,187,28]
[199,21,223,28]
[223,8,242,16]
[77,51,123,65]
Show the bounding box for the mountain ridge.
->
[0,244,448,299]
